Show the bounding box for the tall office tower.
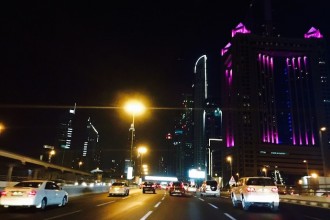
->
[193,55,208,171]
[173,94,194,180]
[57,103,76,166]
[221,21,329,180]
[81,117,100,171]
[204,99,223,178]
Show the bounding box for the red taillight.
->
[28,190,37,196]
[271,187,278,193]
[246,187,256,192]
[1,191,7,196]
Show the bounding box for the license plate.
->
[12,191,23,196]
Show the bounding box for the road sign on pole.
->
[229,176,236,186]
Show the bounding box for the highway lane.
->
[1,189,330,220]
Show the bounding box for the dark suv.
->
[169,181,185,196]
[142,182,156,194]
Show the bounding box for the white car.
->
[231,177,279,211]
[108,182,129,196]
[200,180,220,197]
[187,184,197,193]
[0,180,68,209]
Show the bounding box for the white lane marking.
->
[96,201,115,206]
[208,203,218,209]
[44,210,81,220]
[199,198,205,201]
[140,211,153,220]
[224,213,237,220]
[154,202,161,208]
[162,196,165,200]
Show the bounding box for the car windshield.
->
[14,182,42,188]
[246,178,275,186]
[112,182,125,186]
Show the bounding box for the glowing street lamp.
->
[0,123,5,134]
[48,150,55,163]
[262,167,267,177]
[138,146,147,176]
[78,161,83,169]
[227,156,232,177]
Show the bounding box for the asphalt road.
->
[1,188,330,220]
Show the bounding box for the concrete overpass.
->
[0,149,91,182]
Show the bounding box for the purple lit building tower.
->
[221,23,329,181]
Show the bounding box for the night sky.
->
[0,0,328,169]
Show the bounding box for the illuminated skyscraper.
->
[81,117,100,171]
[193,55,208,170]
[57,103,76,166]
[221,21,329,180]
[173,94,194,179]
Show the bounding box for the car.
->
[200,180,220,197]
[187,184,197,193]
[109,182,129,196]
[231,177,279,211]
[0,180,68,210]
[169,181,185,196]
[142,182,156,194]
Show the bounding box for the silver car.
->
[108,182,129,196]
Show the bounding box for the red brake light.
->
[28,190,37,196]
[1,191,7,196]
[246,187,256,192]
[271,187,278,193]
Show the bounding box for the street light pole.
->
[303,160,309,190]
[208,138,223,178]
[319,127,327,176]
[125,100,145,181]
[138,146,147,177]
[227,156,232,177]
[129,114,135,168]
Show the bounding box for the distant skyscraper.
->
[81,117,100,171]
[193,55,208,170]
[172,94,194,180]
[57,103,76,166]
[221,21,329,181]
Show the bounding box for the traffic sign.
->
[229,176,236,185]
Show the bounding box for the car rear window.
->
[15,182,42,188]
[246,178,275,186]
[172,182,182,186]
[206,181,218,186]
[112,182,125,186]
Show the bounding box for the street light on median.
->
[319,127,327,176]
[138,146,147,177]
[124,100,145,180]
[227,156,232,177]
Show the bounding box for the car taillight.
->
[246,187,256,192]
[1,191,7,196]
[28,190,37,196]
[271,187,278,193]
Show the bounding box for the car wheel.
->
[59,196,67,207]
[127,190,130,196]
[38,198,47,210]
[242,197,250,211]
[143,190,145,194]
[153,190,155,194]
[231,195,238,208]
[270,202,279,212]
